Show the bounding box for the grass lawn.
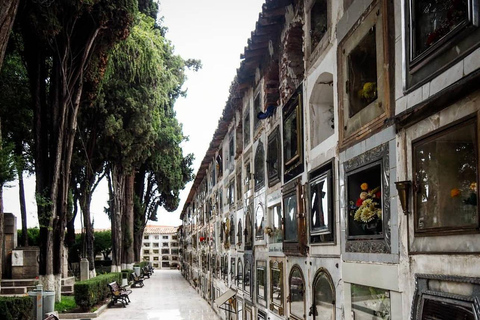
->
[54,295,77,313]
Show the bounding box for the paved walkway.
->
[96,270,220,320]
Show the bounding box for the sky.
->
[3,0,266,230]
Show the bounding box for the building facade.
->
[180,0,480,319]
[141,226,180,269]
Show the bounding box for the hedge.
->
[74,272,121,311]
[0,296,33,320]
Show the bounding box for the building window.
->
[413,117,478,235]
[171,249,178,255]
[310,0,328,50]
[162,243,169,247]
[244,256,252,297]
[154,235,159,240]
[162,236,168,240]
[270,260,284,316]
[254,141,265,190]
[351,284,391,319]
[171,242,178,247]
[143,235,149,240]
[153,243,159,248]
[161,249,169,254]
[144,249,150,254]
[289,266,305,320]
[244,109,251,146]
[144,256,150,261]
[153,249,159,254]
[269,204,283,243]
[162,262,169,268]
[255,204,265,239]
[162,256,168,261]
[153,263,159,268]
[309,161,335,244]
[144,243,150,247]
[153,256,159,261]
[267,127,281,187]
[311,269,335,320]
[338,1,391,147]
[283,89,304,182]
[229,134,235,164]
[256,261,267,306]
[237,219,243,244]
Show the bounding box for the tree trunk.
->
[123,174,134,267]
[18,170,28,247]
[79,191,95,271]
[0,121,4,283]
[110,165,125,272]
[0,0,19,70]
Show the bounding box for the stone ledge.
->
[58,303,108,320]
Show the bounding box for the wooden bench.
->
[107,281,132,307]
[129,272,144,288]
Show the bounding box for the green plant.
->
[0,296,33,320]
[54,295,77,313]
[74,272,121,311]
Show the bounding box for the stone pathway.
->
[95,270,220,320]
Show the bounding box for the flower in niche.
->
[450,188,461,198]
[350,183,382,223]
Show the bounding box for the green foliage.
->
[17,227,40,246]
[94,230,112,260]
[0,296,33,320]
[0,142,16,185]
[54,295,77,313]
[74,272,121,311]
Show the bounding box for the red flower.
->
[199,237,205,242]
[356,198,364,207]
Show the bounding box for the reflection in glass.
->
[237,299,243,320]
[244,111,250,146]
[255,205,265,239]
[237,259,243,287]
[310,0,328,49]
[284,107,299,164]
[311,176,328,231]
[270,261,284,314]
[272,204,283,243]
[289,267,305,319]
[245,261,251,295]
[413,0,468,58]
[312,272,334,320]
[351,284,390,320]
[348,27,377,117]
[414,119,478,233]
[257,261,266,304]
[255,141,265,190]
[284,194,298,241]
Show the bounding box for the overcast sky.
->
[3,0,265,230]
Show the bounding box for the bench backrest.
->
[108,282,121,295]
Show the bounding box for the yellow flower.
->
[361,183,369,191]
[470,182,477,192]
[450,188,461,198]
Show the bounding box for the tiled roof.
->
[144,225,178,235]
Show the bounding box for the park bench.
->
[142,266,152,278]
[44,314,59,320]
[129,272,145,288]
[107,281,132,307]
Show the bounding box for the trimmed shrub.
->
[0,296,33,320]
[74,272,121,311]
[121,269,134,281]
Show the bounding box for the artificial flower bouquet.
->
[350,182,382,225]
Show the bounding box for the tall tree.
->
[0,0,19,70]
[99,12,196,270]
[15,0,136,295]
[0,39,33,247]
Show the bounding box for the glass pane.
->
[414,120,478,232]
[290,268,305,318]
[237,260,243,286]
[272,204,283,243]
[284,194,298,241]
[351,284,390,320]
[244,111,250,146]
[348,26,377,117]
[245,263,251,294]
[272,268,283,306]
[267,129,280,183]
[255,141,265,190]
[254,94,262,129]
[257,264,266,300]
[310,0,328,49]
[284,107,298,163]
[313,275,334,320]
[413,0,468,58]
[238,300,243,320]
[421,297,474,320]
[311,174,329,233]
[347,164,383,237]
[256,206,265,239]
